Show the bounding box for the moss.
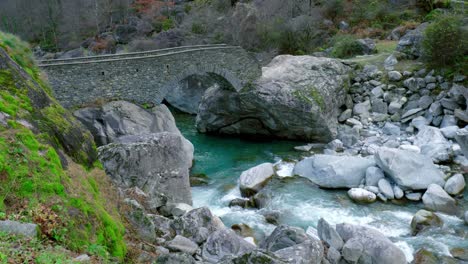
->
[292,86,325,111]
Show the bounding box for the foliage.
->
[416,0,451,12]
[322,0,345,21]
[192,22,206,34]
[162,18,174,31]
[330,34,364,58]
[422,14,467,73]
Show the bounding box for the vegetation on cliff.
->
[0,32,126,262]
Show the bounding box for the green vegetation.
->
[162,18,174,31]
[422,14,467,74]
[331,35,364,59]
[192,22,207,34]
[0,32,126,260]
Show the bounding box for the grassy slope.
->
[0,32,126,262]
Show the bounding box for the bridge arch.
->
[38,45,261,109]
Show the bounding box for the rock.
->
[123,199,157,243]
[202,228,256,263]
[410,210,443,236]
[412,116,429,130]
[239,163,275,197]
[336,223,406,264]
[365,166,385,186]
[388,71,402,81]
[384,55,398,71]
[229,198,255,209]
[293,155,375,188]
[166,235,199,255]
[401,108,425,123]
[326,246,341,264]
[378,179,395,200]
[440,98,459,111]
[465,211,468,225]
[0,220,37,238]
[440,126,459,139]
[357,38,376,54]
[388,101,403,115]
[317,218,344,250]
[342,239,364,262]
[382,122,400,136]
[73,254,91,262]
[440,115,457,128]
[418,95,433,109]
[450,248,468,261]
[339,21,350,31]
[171,207,224,244]
[393,185,404,199]
[348,188,377,203]
[157,253,196,264]
[221,250,287,264]
[274,240,324,264]
[375,148,445,190]
[413,248,438,264]
[338,109,352,122]
[371,98,388,114]
[74,101,181,146]
[406,192,422,201]
[422,184,458,215]
[444,174,465,195]
[98,133,194,206]
[294,144,313,152]
[337,125,360,147]
[399,144,421,153]
[456,129,468,158]
[196,55,351,142]
[414,126,452,163]
[261,225,311,252]
[396,23,428,58]
[353,100,371,117]
[167,203,193,217]
[151,215,175,240]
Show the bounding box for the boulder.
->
[342,238,364,262]
[393,185,404,199]
[410,210,443,236]
[456,129,468,158]
[202,228,256,263]
[414,126,452,163]
[74,101,181,146]
[374,148,445,190]
[98,133,194,206]
[274,240,324,264]
[239,163,275,197]
[220,250,287,264]
[336,223,406,264]
[396,23,428,58]
[261,225,311,252]
[378,179,394,200]
[348,188,377,203]
[0,220,37,238]
[317,218,344,250]
[294,155,375,188]
[388,71,402,82]
[196,55,351,142]
[365,166,385,186]
[122,199,157,243]
[171,207,224,244]
[357,38,376,54]
[157,253,196,264]
[166,235,199,255]
[422,184,458,215]
[444,174,465,195]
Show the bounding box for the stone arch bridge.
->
[38,44,261,108]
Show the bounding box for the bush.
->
[191,22,206,34]
[422,14,467,71]
[162,18,174,31]
[322,0,345,21]
[330,35,364,58]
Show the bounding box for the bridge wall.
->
[39,46,261,108]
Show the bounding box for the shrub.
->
[191,22,206,34]
[322,0,345,21]
[422,14,467,71]
[162,18,174,31]
[331,35,364,58]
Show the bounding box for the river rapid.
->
[174,111,467,262]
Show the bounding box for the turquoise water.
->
[174,112,468,261]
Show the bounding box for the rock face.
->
[196,55,351,142]
[202,228,256,263]
[0,220,38,238]
[98,132,194,206]
[294,155,375,188]
[239,163,275,197]
[374,148,445,190]
[336,223,406,264]
[422,184,458,215]
[396,23,428,58]
[74,101,180,146]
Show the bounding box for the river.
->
[174,111,467,262]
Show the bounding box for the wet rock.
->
[411,210,443,236]
[336,223,406,264]
[422,184,458,215]
[0,220,38,238]
[444,174,465,195]
[348,188,377,203]
[450,248,468,261]
[166,235,199,255]
[294,155,375,188]
[413,248,438,264]
[229,198,255,209]
[375,148,445,190]
[202,228,256,263]
[239,163,275,197]
[317,218,344,250]
[98,133,194,206]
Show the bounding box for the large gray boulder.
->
[74,101,180,146]
[414,126,452,163]
[166,235,199,255]
[293,155,375,188]
[396,23,428,58]
[0,220,38,238]
[336,223,406,264]
[317,218,344,250]
[374,148,445,190]
[171,207,224,244]
[98,132,194,206]
[261,225,312,252]
[239,163,275,197]
[202,228,256,263]
[444,174,465,195]
[196,55,351,142]
[456,128,468,158]
[274,240,324,264]
[422,184,458,215]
